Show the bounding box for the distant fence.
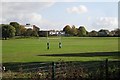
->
[2,59,120,80]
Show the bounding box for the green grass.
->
[2,37,119,63]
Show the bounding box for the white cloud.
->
[1,2,62,30]
[67,5,88,14]
[1,0,56,2]
[19,13,42,24]
[1,0,119,2]
[92,17,118,31]
[2,2,54,13]
[1,2,56,29]
[2,11,61,30]
[38,17,65,30]
[59,0,78,2]
[0,2,2,23]
[2,12,42,25]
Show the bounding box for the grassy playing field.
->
[2,37,119,63]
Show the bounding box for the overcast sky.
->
[1,0,119,31]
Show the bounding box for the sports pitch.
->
[2,37,119,63]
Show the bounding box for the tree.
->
[19,25,27,36]
[10,22,20,36]
[25,28,33,36]
[78,26,87,37]
[32,30,39,37]
[89,30,98,37]
[0,24,2,39]
[71,25,78,36]
[98,29,109,37]
[24,28,39,37]
[33,25,40,32]
[63,25,71,35]
[114,28,120,37]
[33,25,39,37]
[2,24,16,40]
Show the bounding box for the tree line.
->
[0,22,120,40]
[63,25,120,37]
[0,22,39,40]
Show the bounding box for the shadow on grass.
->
[38,51,120,57]
[2,51,120,72]
[3,60,120,72]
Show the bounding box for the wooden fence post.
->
[105,58,108,80]
[52,62,55,80]
[100,63,103,79]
